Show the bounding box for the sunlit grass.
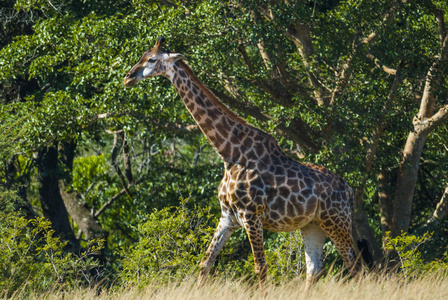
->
[6,272,448,300]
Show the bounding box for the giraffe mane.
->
[177,60,248,124]
[177,60,277,143]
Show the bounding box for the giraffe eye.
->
[147,58,156,63]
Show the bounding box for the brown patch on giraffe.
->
[302,188,313,199]
[195,107,206,118]
[254,142,264,157]
[178,69,187,78]
[243,137,253,149]
[304,177,314,188]
[219,117,231,132]
[293,201,305,215]
[314,183,325,196]
[270,211,281,221]
[257,161,268,172]
[275,176,289,188]
[278,186,289,198]
[276,198,286,215]
[305,196,317,215]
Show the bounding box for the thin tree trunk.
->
[392,129,429,236]
[58,142,106,242]
[378,170,393,241]
[353,201,383,264]
[36,145,78,245]
[425,182,448,227]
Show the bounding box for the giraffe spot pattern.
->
[132,54,363,285]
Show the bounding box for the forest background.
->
[1,0,448,297]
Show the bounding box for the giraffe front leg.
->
[301,222,327,290]
[243,214,267,289]
[197,213,238,288]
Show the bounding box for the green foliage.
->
[0,186,26,213]
[1,0,448,296]
[264,231,306,281]
[0,210,104,297]
[118,201,216,286]
[384,231,448,278]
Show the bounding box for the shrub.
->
[0,205,104,297]
[118,201,216,286]
[384,231,448,279]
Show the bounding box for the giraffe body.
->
[124,37,362,289]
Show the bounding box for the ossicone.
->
[155,37,165,50]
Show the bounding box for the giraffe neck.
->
[166,61,277,164]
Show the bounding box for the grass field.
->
[7,273,448,300]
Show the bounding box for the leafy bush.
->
[384,231,448,278]
[118,201,216,286]
[0,191,104,297]
[264,231,306,281]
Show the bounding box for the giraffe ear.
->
[167,53,184,62]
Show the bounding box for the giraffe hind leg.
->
[242,213,267,289]
[301,221,327,290]
[320,218,362,278]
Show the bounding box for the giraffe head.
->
[123,37,184,87]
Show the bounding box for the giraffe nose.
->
[124,73,134,86]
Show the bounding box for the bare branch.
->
[110,131,132,197]
[94,187,129,218]
[361,3,400,45]
[418,34,448,119]
[366,53,397,75]
[122,132,134,185]
[433,6,446,45]
[285,22,326,105]
[237,43,308,106]
[365,61,405,171]
[421,104,448,131]
[331,1,402,105]
[432,182,448,221]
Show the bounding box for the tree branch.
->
[432,182,448,221]
[285,22,326,106]
[433,5,446,45]
[366,53,397,75]
[110,131,132,197]
[94,187,128,218]
[421,104,448,131]
[418,33,448,119]
[122,132,134,185]
[237,44,309,106]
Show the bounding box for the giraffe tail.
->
[346,183,374,270]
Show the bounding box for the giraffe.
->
[124,37,363,289]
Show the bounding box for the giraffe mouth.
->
[124,66,145,87]
[123,77,138,87]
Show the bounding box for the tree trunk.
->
[58,142,106,242]
[391,33,448,236]
[353,203,383,264]
[391,129,429,236]
[378,170,393,241]
[36,146,78,244]
[353,188,384,265]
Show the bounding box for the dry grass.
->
[9,272,448,300]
